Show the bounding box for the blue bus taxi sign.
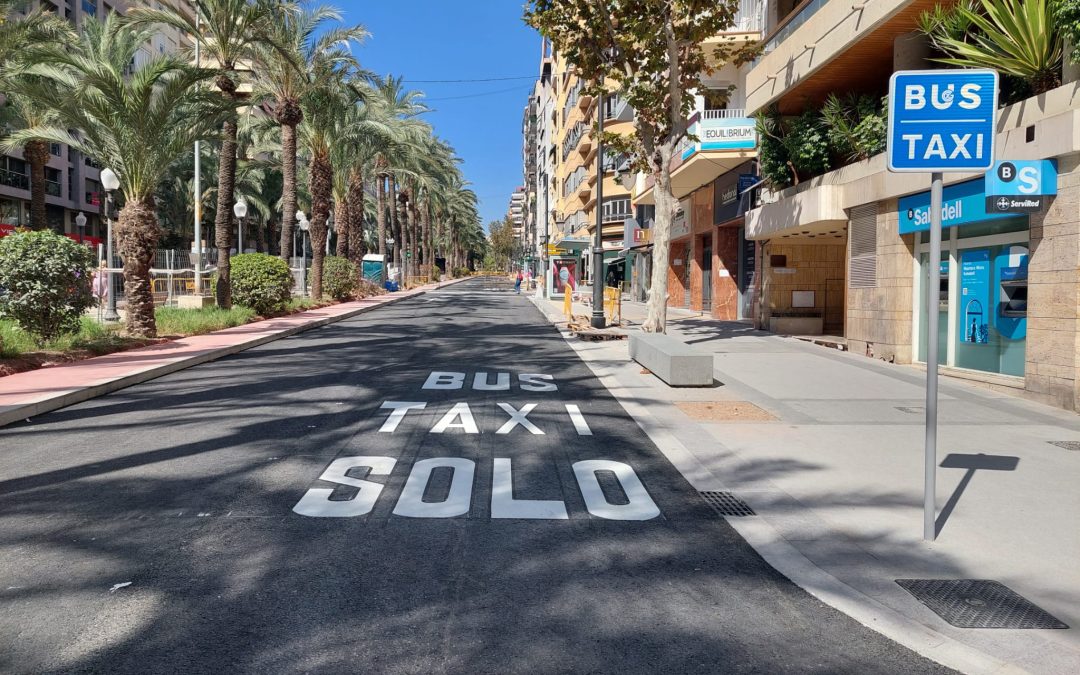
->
[887,69,999,173]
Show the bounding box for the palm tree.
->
[0,0,72,80]
[2,90,60,230]
[367,74,428,267]
[127,0,285,309]
[299,63,359,298]
[2,16,226,336]
[250,2,367,264]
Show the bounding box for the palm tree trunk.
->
[115,197,162,337]
[377,173,386,260]
[347,168,364,263]
[309,151,332,299]
[421,203,432,276]
[279,121,298,263]
[399,194,409,283]
[390,177,401,269]
[215,113,238,308]
[335,195,350,258]
[25,140,49,231]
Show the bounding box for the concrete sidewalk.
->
[0,278,468,429]
[532,295,1080,675]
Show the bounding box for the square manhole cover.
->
[1048,441,1080,452]
[896,579,1068,629]
[700,491,756,517]
[676,401,777,422]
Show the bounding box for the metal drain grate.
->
[700,491,756,517]
[896,579,1068,629]
[1048,441,1080,452]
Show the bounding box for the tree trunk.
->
[421,203,432,277]
[215,112,239,308]
[335,194,350,258]
[399,193,410,284]
[279,121,298,263]
[390,177,401,269]
[256,216,267,253]
[643,144,677,334]
[115,197,162,337]
[309,151,332,300]
[377,173,387,260]
[24,140,49,231]
[347,168,365,263]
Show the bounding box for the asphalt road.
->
[0,279,951,674]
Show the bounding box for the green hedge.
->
[0,230,95,343]
[323,256,357,301]
[230,253,293,315]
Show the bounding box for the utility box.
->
[362,254,385,284]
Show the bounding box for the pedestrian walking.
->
[514,270,523,294]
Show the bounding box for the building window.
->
[0,157,29,190]
[45,167,62,197]
[50,143,62,157]
[81,0,96,17]
[601,197,631,223]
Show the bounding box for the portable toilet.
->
[362,254,386,284]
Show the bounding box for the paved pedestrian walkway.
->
[0,279,468,428]
[532,295,1080,674]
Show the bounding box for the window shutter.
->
[848,204,877,289]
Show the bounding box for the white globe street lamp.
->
[298,214,310,298]
[233,198,247,253]
[74,211,87,245]
[100,168,120,321]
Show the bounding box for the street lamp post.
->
[326,210,334,256]
[591,89,607,329]
[101,168,120,322]
[297,211,309,298]
[75,211,86,246]
[233,198,247,254]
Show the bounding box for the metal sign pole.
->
[924,171,943,541]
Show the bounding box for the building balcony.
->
[636,108,756,204]
[0,169,29,191]
[578,93,593,112]
[745,0,945,115]
[45,180,61,198]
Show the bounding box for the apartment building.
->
[0,0,194,247]
[508,187,525,238]
[546,47,637,289]
[743,0,1080,411]
[631,0,764,318]
[521,96,538,257]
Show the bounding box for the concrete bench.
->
[629,333,713,387]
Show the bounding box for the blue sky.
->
[338,2,540,229]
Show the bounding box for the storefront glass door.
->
[915,218,1028,377]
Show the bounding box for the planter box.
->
[769,316,823,335]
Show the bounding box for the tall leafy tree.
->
[251,1,368,263]
[527,0,753,332]
[128,0,285,309]
[2,16,226,336]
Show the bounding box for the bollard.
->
[563,284,572,321]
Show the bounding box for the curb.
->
[1,282,467,429]
[525,294,1024,675]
